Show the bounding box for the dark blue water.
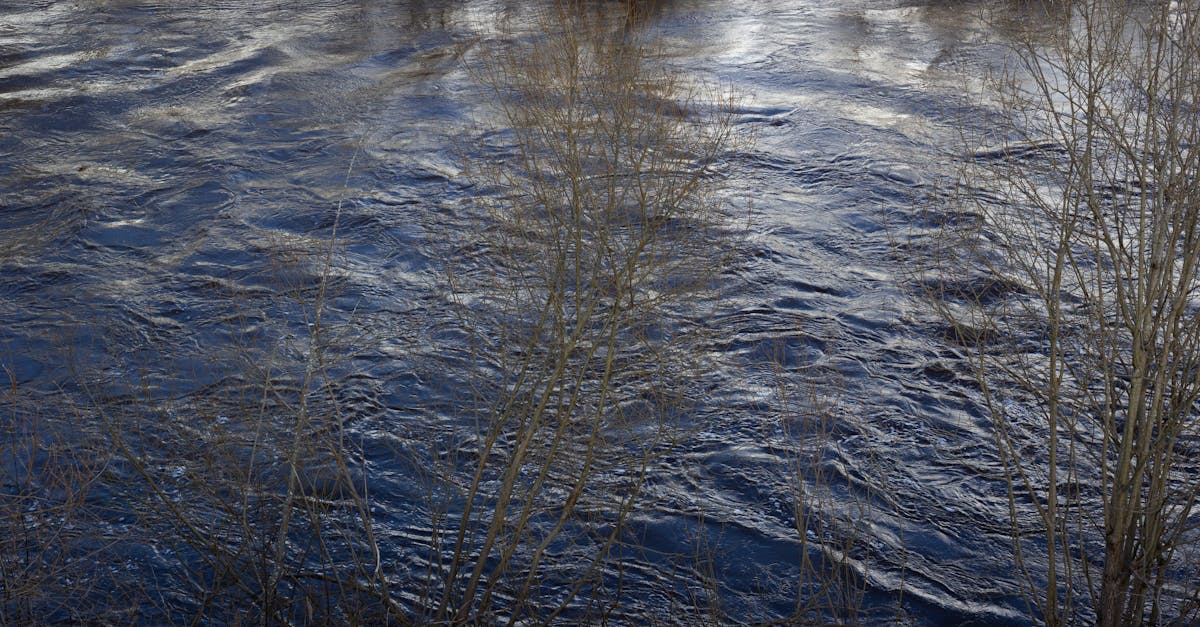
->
[1,0,1043,623]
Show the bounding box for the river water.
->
[2,0,1048,623]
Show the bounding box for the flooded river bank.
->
[1,1,1059,623]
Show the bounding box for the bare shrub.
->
[416,2,746,622]
[926,1,1200,624]
[778,385,872,625]
[1,364,123,623]
[73,160,395,624]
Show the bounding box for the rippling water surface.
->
[2,0,1049,623]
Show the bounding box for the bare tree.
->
[419,2,745,622]
[928,0,1200,624]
